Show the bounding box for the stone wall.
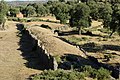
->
[26,29,58,70]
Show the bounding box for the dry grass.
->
[25,21,66,29]
[28,26,85,57]
[39,16,60,22]
[0,21,41,80]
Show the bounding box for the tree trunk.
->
[2,21,5,30]
[109,30,115,37]
[78,26,81,35]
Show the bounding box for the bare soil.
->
[0,21,41,80]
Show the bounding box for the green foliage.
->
[59,0,65,2]
[99,3,113,28]
[0,0,8,16]
[0,14,5,24]
[98,28,111,34]
[31,66,111,80]
[97,67,111,80]
[108,3,120,36]
[36,4,50,17]
[25,5,36,17]
[51,2,71,24]
[18,18,28,22]
[31,69,85,80]
[0,0,8,29]
[65,36,89,44]
[54,55,62,64]
[69,3,91,34]
[8,17,27,22]
[87,0,99,20]
[9,7,20,17]
[80,66,111,80]
[40,24,51,29]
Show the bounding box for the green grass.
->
[65,36,89,44]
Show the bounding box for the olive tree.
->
[51,2,71,24]
[87,0,99,20]
[69,3,91,35]
[25,5,36,17]
[36,4,50,17]
[0,0,8,30]
[9,7,20,17]
[101,3,120,37]
[109,3,120,36]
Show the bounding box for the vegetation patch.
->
[64,36,89,44]
[40,24,52,29]
[31,66,111,80]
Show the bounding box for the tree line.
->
[1,0,120,36]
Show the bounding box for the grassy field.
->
[61,26,120,67]
[23,16,119,79]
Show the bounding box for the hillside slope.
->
[28,26,85,57]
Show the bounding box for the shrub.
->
[80,65,94,77]
[65,36,89,45]
[98,28,111,34]
[19,18,27,22]
[80,66,111,80]
[54,55,62,64]
[12,17,19,21]
[40,24,51,29]
[31,69,85,80]
[97,67,111,80]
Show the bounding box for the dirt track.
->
[0,21,40,80]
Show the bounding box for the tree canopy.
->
[51,2,71,24]
[36,4,50,17]
[9,7,20,17]
[0,0,8,29]
[69,3,91,34]
[25,5,36,17]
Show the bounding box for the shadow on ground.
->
[16,23,119,79]
[56,36,120,79]
[58,54,100,70]
[57,30,103,37]
[57,36,120,53]
[16,23,43,70]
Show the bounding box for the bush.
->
[65,36,89,45]
[80,65,94,77]
[54,55,62,64]
[12,17,19,21]
[31,69,85,80]
[97,67,111,80]
[18,18,27,22]
[8,17,27,22]
[40,24,51,29]
[98,28,111,34]
[80,66,111,80]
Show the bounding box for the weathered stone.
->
[53,57,58,70]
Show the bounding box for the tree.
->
[99,3,113,27]
[99,3,120,37]
[109,3,120,36]
[51,2,70,24]
[69,3,91,35]
[59,0,65,2]
[36,4,50,17]
[9,7,20,17]
[87,0,99,20]
[0,0,8,30]
[25,5,36,17]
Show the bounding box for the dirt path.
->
[0,21,40,80]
